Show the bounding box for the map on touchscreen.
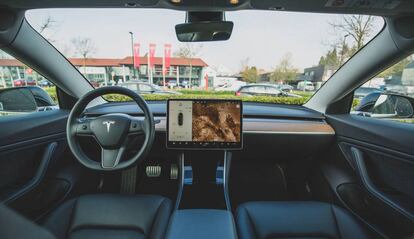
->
[167,100,242,149]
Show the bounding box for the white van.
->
[297,81,315,91]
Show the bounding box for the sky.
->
[25,9,383,74]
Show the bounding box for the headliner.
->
[2,0,414,16]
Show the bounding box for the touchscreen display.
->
[167,99,242,149]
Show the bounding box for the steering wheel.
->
[66,86,155,171]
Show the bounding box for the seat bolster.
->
[0,204,56,239]
[235,201,372,239]
[43,194,172,239]
[148,196,173,239]
[331,205,371,239]
[235,204,257,239]
[43,198,77,239]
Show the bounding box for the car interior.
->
[0,1,414,239]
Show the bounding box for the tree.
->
[71,37,97,74]
[36,15,60,42]
[240,66,259,83]
[174,43,203,86]
[319,48,340,68]
[379,56,412,79]
[270,53,299,83]
[329,15,376,50]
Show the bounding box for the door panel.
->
[0,110,98,219]
[326,114,414,239]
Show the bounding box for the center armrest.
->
[165,209,237,239]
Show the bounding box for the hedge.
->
[43,87,360,107]
[104,94,309,105]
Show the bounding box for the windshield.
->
[23,9,383,104]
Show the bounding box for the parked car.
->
[120,81,181,95]
[296,81,315,91]
[13,78,37,87]
[276,84,294,92]
[38,79,53,87]
[215,81,247,92]
[166,80,178,88]
[354,87,383,99]
[235,84,301,97]
[89,80,100,88]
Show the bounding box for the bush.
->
[45,87,361,107]
[105,94,309,105]
[177,89,235,95]
[44,87,58,103]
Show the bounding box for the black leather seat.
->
[43,194,172,239]
[236,201,372,239]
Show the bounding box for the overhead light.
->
[171,0,182,4]
[230,0,239,5]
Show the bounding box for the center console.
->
[165,209,237,239]
[164,99,241,238]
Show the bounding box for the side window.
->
[139,84,152,92]
[265,86,280,94]
[0,50,58,116]
[352,54,414,124]
[251,86,266,94]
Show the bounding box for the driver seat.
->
[42,194,172,239]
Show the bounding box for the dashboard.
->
[84,101,335,160]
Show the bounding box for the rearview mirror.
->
[0,87,37,115]
[371,94,414,118]
[175,21,234,42]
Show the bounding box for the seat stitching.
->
[330,205,342,239]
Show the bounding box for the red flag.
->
[164,44,172,74]
[149,43,156,68]
[133,43,140,68]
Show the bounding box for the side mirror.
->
[0,87,37,115]
[370,94,414,118]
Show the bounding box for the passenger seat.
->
[235,201,373,239]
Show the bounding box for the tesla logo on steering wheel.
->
[102,121,115,132]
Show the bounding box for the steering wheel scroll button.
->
[76,121,92,135]
[129,119,145,134]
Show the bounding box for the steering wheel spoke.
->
[129,117,146,135]
[101,146,126,169]
[75,118,93,136]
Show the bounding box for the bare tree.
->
[38,16,58,34]
[329,15,376,50]
[71,37,97,74]
[174,43,202,87]
[36,15,60,42]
